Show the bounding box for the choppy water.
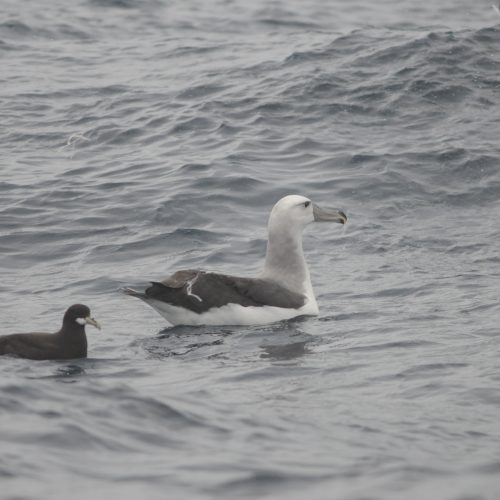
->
[1,0,500,498]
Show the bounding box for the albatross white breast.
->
[123,195,347,326]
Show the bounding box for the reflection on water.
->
[132,321,315,362]
[134,325,234,359]
[259,340,311,361]
[55,364,87,377]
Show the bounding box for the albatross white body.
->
[124,195,346,326]
[146,297,318,327]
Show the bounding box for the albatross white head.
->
[260,195,346,306]
[268,194,347,230]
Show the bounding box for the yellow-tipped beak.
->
[313,204,347,224]
[85,316,101,330]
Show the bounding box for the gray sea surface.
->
[1,0,500,499]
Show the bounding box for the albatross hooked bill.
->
[313,204,347,224]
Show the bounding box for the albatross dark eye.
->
[304,201,310,208]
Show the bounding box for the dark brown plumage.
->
[0,304,101,360]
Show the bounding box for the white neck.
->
[259,220,313,296]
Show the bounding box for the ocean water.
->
[1,0,500,498]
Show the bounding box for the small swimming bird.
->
[123,195,347,326]
[0,304,101,360]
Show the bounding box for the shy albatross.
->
[123,195,346,326]
[0,304,101,360]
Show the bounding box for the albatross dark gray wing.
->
[137,270,306,314]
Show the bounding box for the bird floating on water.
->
[0,304,101,360]
[123,195,347,326]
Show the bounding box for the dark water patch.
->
[178,162,211,174]
[166,44,227,59]
[343,340,439,353]
[107,127,146,145]
[291,137,330,152]
[0,20,42,38]
[170,116,218,135]
[115,394,211,429]
[259,341,311,361]
[0,181,27,191]
[319,311,380,322]
[0,468,16,478]
[136,327,234,359]
[5,130,66,145]
[144,115,171,129]
[0,394,30,412]
[303,79,344,97]
[55,23,92,40]
[213,470,321,497]
[88,0,137,8]
[96,180,141,191]
[157,325,235,338]
[53,364,87,377]
[177,84,228,100]
[32,423,128,452]
[446,243,488,255]
[475,461,500,474]
[452,155,500,181]
[470,388,500,406]
[191,174,265,193]
[0,39,15,51]
[57,165,94,177]
[440,182,500,207]
[398,363,469,378]
[284,46,341,66]
[321,364,370,375]
[216,122,249,136]
[84,122,139,146]
[1,205,43,217]
[257,17,321,30]
[255,100,291,114]
[140,335,227,359]
[422,84,471,103]
[98,161,161,178]
[98,84,131,96]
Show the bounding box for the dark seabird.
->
[123,194,347,326]
[0,304,101,360]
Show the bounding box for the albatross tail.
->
[121,287,147,299]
